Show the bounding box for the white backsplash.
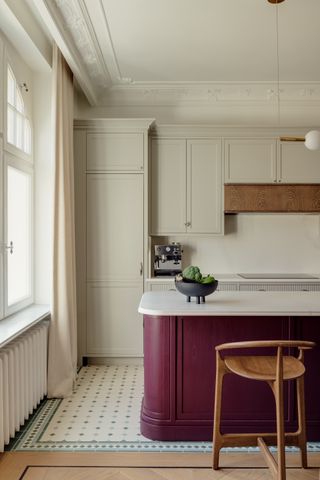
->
[166,214,320,274]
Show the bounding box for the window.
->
[7,65,31,155]
[7,164,32,307]
[0,62,34,317]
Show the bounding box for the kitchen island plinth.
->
[139,292,320,441]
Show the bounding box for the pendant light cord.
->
[276,2,281,125]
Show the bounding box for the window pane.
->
[24,119,31,155]
[16,89,24,114]
[7,166,32,306]
[7,67,15,106]
[16,112,23,150]
[7,106,15,145]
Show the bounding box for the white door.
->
[86,173,143,356]
[187,139,223,234]
[151,138,187,234]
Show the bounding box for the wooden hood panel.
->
[224,184,320,213]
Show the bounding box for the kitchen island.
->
[138,291,320,441]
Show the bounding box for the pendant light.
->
[268,0,320,150]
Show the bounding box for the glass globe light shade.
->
[304,130,320,151]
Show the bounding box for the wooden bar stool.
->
[212,340,315,480]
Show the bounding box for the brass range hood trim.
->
[224,184,320,213]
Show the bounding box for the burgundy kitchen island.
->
[138,290,320,441]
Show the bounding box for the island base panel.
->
[141,314,320,441]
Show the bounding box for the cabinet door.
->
[187,139,223,234]
[86,173,143,355]
[87,282,143,356]
[225,139,277,183]
[279,143,320,183]
[151,139,187,234]
[87,133,144,171]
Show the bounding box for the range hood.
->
[224,184,320,213]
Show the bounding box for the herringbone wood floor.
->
[0,452,320,480]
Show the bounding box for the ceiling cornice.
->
[81,0,129,85]
[100,81,320,107]
[32,0,103,105]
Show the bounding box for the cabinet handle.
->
[140,262,143,276]
[186,221,191,227]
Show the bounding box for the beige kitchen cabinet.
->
[151,138,223,235]
[279,142,320,183]
[145,279,175,292]
[86,132,144,171]
[86,173,144,356]
[151,138,187,234]
[225,137,320,184]
[225,138,277,183]
[74,119,154,361]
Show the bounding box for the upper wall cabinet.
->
[225,137,320,184]
[86,132,144,171]
[151,138,223,235]
[279,143,320,183]
[225,138,277,184]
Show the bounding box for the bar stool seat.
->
[212,340,315,480]
[224,355,305,381]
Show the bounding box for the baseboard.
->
[87,357,144,366]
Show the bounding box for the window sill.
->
[0,304,50,348]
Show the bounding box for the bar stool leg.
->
[274,376,286,480]
[296,376,308,468]
[212,352,225,470]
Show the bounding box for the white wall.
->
[166,214,320,274]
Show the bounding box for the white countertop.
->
[146,274,320,283]
[138,291,320,316]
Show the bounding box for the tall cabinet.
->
[74,119,154,362]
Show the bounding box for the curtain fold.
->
[47,43,77,398]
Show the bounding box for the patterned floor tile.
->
[6,365,320,453]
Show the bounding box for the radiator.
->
[0,320,49,451]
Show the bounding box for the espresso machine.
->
[154,243,183,276]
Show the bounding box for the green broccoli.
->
[200,275,215,284]
[182,266,215,284]
[182,266,202,282]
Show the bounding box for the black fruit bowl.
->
[175,278,219,304]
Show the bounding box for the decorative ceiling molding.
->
[81,0,127,85]
[32,0,100,105]
[100,81,320,107]
[54,0,111,88]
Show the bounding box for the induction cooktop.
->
[238,273,319,279]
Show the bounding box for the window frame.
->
[4,151,34,316]
[0,54,34,319]
[4,56,33,164]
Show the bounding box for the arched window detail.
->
[7,65,31,155]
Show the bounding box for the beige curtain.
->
[47,44,77,398]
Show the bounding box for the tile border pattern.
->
[6,365,320,453]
